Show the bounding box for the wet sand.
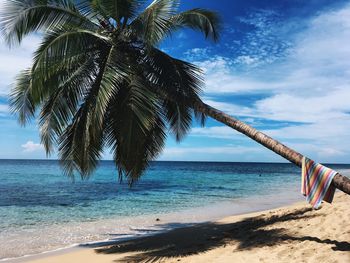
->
[24,192,349,263]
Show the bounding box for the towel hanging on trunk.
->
[301,157,338,208]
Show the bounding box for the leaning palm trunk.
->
[195,101,350,195]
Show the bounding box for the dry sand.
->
[27,192,349,263]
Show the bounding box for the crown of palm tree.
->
[0,0,221,184]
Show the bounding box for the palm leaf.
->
[170,9,221,42]
[161,99,192,141]
[105,77,166,184]
[0,0,98,45]
[130,0,180,46]
[39,55,98,155]
[58,46,128,178]
[143,48,206,136]
[145,48,204,99]
[31,26,110,83]
[91,0,144,27]
[9,69,36,125]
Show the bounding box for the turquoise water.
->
[0,160,349,260]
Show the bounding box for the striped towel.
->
[301,157,337,208]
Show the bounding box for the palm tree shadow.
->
[91,207,349,262]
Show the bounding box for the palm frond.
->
[91,0,144,26]
[145,48,204,99]
[142,48,207,139]
[9,51,94,127]
[162,99,192,141]
[0,0,98,45]
[170,9,221,42]
[58,46,128,178]
[39,55,97,155]
[58,86,105,178]
[9,69,36,125]
[130,0,179,46]
[105,77,166,184]
[32,26,110,84]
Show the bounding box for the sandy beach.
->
[21,192,349,263]
[2,0,350,263]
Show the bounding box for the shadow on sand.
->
[82,207,350,262]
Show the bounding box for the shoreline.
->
[21,192,350,263]
[2,190,303,262]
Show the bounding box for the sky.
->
[0,0,350,163]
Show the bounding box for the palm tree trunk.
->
[194,101,350,195]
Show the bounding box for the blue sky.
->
[1,0,350,163]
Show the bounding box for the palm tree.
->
[1,0,349,193]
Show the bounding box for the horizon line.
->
[0,159,349,165]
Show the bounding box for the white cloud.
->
[231,9,292,67]
[0,103,8,113]
[203,98,260,117]
[195,4,350,96]
[191,126,241,139]
[163,146,260,155]
[194,56,278,94]
[184,4,350,163]
[234,55,259,66]
[21,141,44,153]
[254,87,350,123]
[160,145,283,162]
[187,120,350,162]
[184,47,210,60]
[269,119,349,159]
[0,33,42,95]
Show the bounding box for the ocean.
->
[0,160,349,260]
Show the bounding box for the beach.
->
[0,160,305,260]
[18,192,349,263]
[2,1,350,262]
[1,161,349,262]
